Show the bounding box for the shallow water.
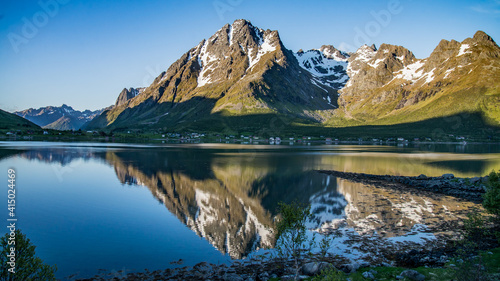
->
[0,141,498,278]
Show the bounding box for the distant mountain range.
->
[14,104,106,131]
[82,19,499,138]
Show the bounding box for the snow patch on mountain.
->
[311,79,329,93]
[368,58,385,68]
[443,67,455,79]
[458,44,472,56]
[228,24,234,46]
[393,60,425,82]
[295,50,348,77]
[248,33,277,70]
[355,45,377,63]
[197,40,219,87]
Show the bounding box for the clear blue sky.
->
[1,0,499,112]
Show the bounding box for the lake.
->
[0,141,499,279]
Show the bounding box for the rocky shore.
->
[73,256,426,281]
[316,170,488,203]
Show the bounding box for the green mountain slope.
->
[336,31,500,127]
[0,109,40,131]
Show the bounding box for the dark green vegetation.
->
[0,109,39,132]
[484,171,500,217]
[0,230,57,281]
[274,202,313,280]
[309,249,500,281]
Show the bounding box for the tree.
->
[274,201,313,280]
[483,170,500,217]
[0,229,57,281]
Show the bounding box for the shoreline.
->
[317,170,488,203]
[2,135,500,145]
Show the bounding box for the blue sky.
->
[1,0,499,112]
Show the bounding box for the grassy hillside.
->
[0,109,40,132]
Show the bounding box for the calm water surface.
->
[0,141,499,278]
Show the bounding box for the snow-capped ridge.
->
[294,45,350,90]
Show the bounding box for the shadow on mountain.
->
[105,100,499,140]
[330,112,500,140]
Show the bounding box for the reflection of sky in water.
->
[0,142,495,278]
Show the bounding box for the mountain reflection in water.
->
[10,144,490,260]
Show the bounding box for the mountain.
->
[87,19,339,131]
[15,104,105,131]
[87,20,500,137]
[335,31,500,127]
[0,109,40,131]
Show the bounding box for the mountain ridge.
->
[15,104,106,131]
[80,20,500,137]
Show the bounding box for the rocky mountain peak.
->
[473,30,496,44]
[319,45,349,61]
[115,87,144,107]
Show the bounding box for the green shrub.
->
[274,201,313,280]
[312,267,346,281]
[0,229,57,280]
[483,170,500,217]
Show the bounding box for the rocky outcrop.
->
[114,87,144,106]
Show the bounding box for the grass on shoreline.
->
[266,248,500,280]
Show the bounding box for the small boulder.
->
[258,272,269,281]
[358,261,371,269]
[362,271,375,279]
[417,174,427,180]
[301,261,333,276]
[442,173,454,179]
[400,269,425,281]
[224,273,244,281]
[470,177,481,184]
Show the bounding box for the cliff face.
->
[115,88,145,107]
